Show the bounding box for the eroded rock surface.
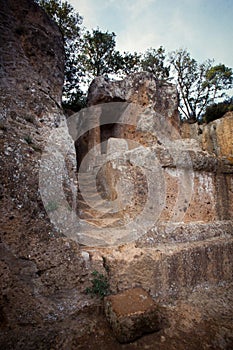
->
[0,0,93,341]
[0,0,64,123]
[77,71,233,311]
[80,73,233,234]
[202,112,233,158]
[0,2,233,347]
[88,73,179,124]
[104,288,163,343]
[181,112,233,159]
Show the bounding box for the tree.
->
[81,29,124,83]
[36,0,85,108]
[80,28,141,86]
[80,29,120,79]
[118,51,141,76]
[35,2,141,107]
[203,64,233,100]
[169,49,233,122]
[140,46,170,80]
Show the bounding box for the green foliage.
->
[141,46,170,80]
[80,29,123,84]
[36,2,139,108]
[62,91,87,112]
[202,99,233,123]
[120,51,141,76]
[36,0,84,107]
[85,270,110,299]
[81,29,119,77]
[204,64,233,99]
[36,1,233,118]
[78,28,141,88]
[169,48,233,121]
[36,0,82,41]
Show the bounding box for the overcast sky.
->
[69,0,233,69]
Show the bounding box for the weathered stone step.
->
[78,186,98,194]
[78,205,117,219]
[77,192,103,201]
[77,197,116,212]
[136,220,233,246]
[83,217,123,228]
[75,226,133,247]
[94,235,233,302]
[78,172,95,178]
[77,195,108,210]
[78,173,97,182]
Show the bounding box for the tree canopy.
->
[169,49,233,121]
[36,0,85,109]
[37,0,233,120]
[79,29,141,87]
[80,29,123,82]
[141,46,170,80]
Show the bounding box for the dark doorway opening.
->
[100,123,119,154]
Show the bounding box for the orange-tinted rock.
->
[202,112,233,158]
[104,287,163,343]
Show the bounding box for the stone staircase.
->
[77,171,123,229]
[76,161,233,304]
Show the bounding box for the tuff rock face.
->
[0,1,96,346]
[181,111,233,159]
[1,2,233,347]
[88,72,180,127]
[76,73,233,345]
[0,0,66,220]
[0,0,64,123]
[201,112,233,158]
[82,74,233,231]
[77,73,180,171]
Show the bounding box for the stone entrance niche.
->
[75,101,132,171]
[99,101,129,154]
[100,123,118,154]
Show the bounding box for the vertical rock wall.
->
[0,0,89,339]
[0,0,64,121]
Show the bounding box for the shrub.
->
[85,270,110,299]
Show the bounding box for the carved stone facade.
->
[0,1,233,347]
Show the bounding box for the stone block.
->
[104,287,163,343]
[107,137,128,155]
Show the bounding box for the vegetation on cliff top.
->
[36,0,233,123]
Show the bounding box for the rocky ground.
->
[0,281,232,349]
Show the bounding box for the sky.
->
[69,0,233,69]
